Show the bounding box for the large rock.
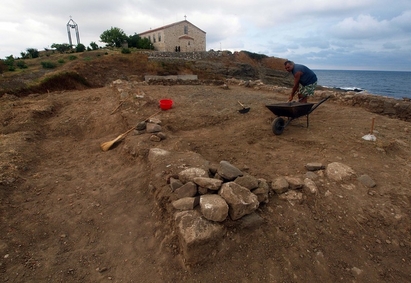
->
[193,177,223,191]
[304,178,318,194]
[251,178,270,204]
[305,162,325,171]
[199,195,229,222]
[169,177,183,191]
[217,160,243,181]
[357,174,377,188]
[326,162,356,181]
[174,210,226,264]
[272,177,289,194]
[234,174,259,190]
[174,182,198,199]
[146,122,162,133]
[172,197,200,210]
[219,182,259,220]
[278,190,304,206]
[284,176,304,190]
[178,167,208,184]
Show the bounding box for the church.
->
[139,19,206,52]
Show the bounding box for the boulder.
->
[252,178,270,203]
[219,182,259,220]
[178,167,208,184]
[357,174,377,188]
[234,174,259,190]
[174,182,197,199]
[193,177,223,191]
[305,162,325,171]
[326,162,356,181]
[199,194,229,222]
[272,177,289,194]
[172,197,200,210]
[169,177,183,191]
[174,210,226,264]
[217,160,243,181]
[146,122,162,133]
[285,176,304,190]
[278,190,304,206]
[304,178,318,194]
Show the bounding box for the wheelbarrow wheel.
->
[272,117,285,135]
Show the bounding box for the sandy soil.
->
[1,81,411,283]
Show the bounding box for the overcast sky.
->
[1,0,411,71]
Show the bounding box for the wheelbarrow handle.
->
[308,96,331,114]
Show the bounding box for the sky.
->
[1,0,411,71]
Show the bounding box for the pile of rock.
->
[148,149,378,265]
[170,160,269,223]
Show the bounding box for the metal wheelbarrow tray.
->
[265,96,331,135]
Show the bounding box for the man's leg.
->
[297,85,308,103]
[298,82,317,103]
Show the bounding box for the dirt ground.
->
[1,81,411,283]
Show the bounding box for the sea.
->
[314,70,411,100]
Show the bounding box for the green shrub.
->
[75,43,86,53]
[68,55,77,60]
[121,48,131,54]
[41,61,57,69]
[16,60,28,69]
[58,59,65,64]
[4,55,15,71]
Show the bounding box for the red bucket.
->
[159,99,173,110]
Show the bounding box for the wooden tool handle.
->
[370,117,375,134]
[144,110,162,122]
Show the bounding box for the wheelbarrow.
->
[265,96,331,135]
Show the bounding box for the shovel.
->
[362,117,376,141]
[237,101,250,114]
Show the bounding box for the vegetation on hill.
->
[0,49,290,97]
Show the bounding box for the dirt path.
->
[1,83,411,282]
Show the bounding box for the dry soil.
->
[1,81,411,283]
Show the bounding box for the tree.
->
[20,48,39,59]
[4,55,15,71]
[127,33,140,48]
[51,43,72,53]
[26,48,39,58]
[138,37,154,50]
[100,27,128,48]
[75,43,86,53]
[90,41,99,50]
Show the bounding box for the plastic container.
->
[159,99,173,110]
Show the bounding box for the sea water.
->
[314,70,411,99]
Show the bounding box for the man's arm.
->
[288,71,303,101]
